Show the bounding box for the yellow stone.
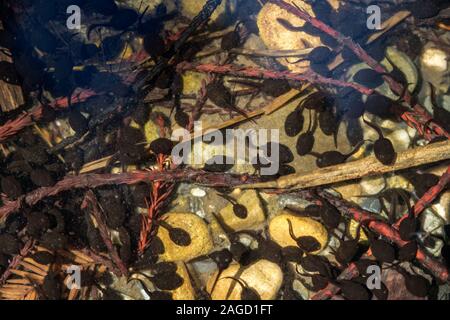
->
[217,190,266,232]
[257,1,323,73]
[206,260,283,300]
[348,219,368,243]
[182,71,207,96]
[268,210,328,253]
[158,213,214,262]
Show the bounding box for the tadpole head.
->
[374,138,396,166]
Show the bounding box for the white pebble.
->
[190,187,206,198]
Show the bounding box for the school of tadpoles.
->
[0,0,449,300]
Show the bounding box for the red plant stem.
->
[81,190,128,277]
[188,75,214,131]
[270,0,449,140]
[138,155,175,255]
[0,89,96,143]
[0,239,36,286]
[394,165,450,228]
[177,62,374,95]
[0,169,260,221]
[317,190,449,283]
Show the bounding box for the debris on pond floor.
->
[0,0,449,301]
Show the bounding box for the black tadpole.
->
[363,117,396,165]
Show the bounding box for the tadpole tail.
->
[286,218,298,242]
[362,116,384,139]
[345,139,366,158]
[276,18,307,32]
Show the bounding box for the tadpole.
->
[1,175,23,199]
[143,31,166,61]
[320,204,341,229]
[369,234,396,264]
[311,140,364,168]
[287,219,321,252]
[363,118,396,165]
[332,223,362,265]
[353,68,384,89]
[223,277,261,300]
[159,221,191,247]
[396,267,429,298]
[307,46,333,64]
[206,81,251,120]
[397,241,418,262]
[296,109,317,156]
[284,108,305,137]
[149,138,173,156]
[209,249,233,270]
[218,193,248,219]
[336,280,371,300]
[318,108,338,136]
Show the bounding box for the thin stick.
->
[0,169,261,221]
[240,140,450,190]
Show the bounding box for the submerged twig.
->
[0,89,96,143]
[81,190,128,277]
[393,165,450,228]
[0,169,261,220]
[240,140,450,190]
[317,190,449,283]
[177,62,374,95]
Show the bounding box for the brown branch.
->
[317,190,449,284]
[0,169,261,221]
[0,239,36,286]
[0,89,96,143]
[177,62,374,95]
[394,165,450,228]
[81,190,128,277]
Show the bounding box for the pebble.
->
[268,210,328,253]
[218,190,265,232]
[190,187,206,198]
[157,213,214,262]
[360,176,386,195]
[257,1,322,73]
[386,129,411,152]
[420,47,449,93]
[206,260,283,300]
